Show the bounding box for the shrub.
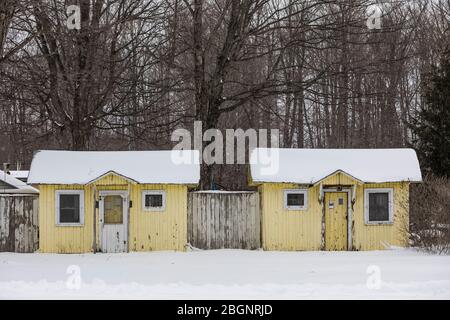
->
[409,174,450,254]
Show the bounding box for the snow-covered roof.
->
[250,148,422,184]
[0,170,38,194]
[28,150,200,185]
[9,170,29,179]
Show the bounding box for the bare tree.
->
[0,0,448,190]
[0,1,34,64]
[14,0,173,150]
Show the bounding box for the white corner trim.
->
[283,189,308,211]
[364,188,394,225]
[142,190,166,212]
[55,190,85,226]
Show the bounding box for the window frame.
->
[364,188,394,225]
[283,189,308,211]
[55,190,85,226]
[142,190,166,212]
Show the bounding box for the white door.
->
[99,191,128,253]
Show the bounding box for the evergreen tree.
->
[411,49,450,177]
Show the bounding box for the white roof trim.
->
[0,170,39,194]
[86,170,139,185]
[312,169,364,185]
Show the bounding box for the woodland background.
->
[0,0,449,189]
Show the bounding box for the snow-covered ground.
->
[1,248,449,299]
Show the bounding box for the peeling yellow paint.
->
[258,172,409,251]
[325,192,348,250]
[37,173,188,253]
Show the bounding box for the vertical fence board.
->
[188,192,260,249]
[0,195,39,252]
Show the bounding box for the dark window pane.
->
[369,192,389,222]
[287,193,304,207]
[145,194,163,208]
[59,194,80,223]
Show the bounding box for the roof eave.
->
[312,170,364,186]
[85,170,139,185]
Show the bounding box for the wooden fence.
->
[0,195,39,252]
[188,191,260,249]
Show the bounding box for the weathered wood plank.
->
[187,192,260,250]
[0,195,39,252]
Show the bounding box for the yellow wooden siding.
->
[38,173,188,253]
[318,171,362,186]
[260,183,322,251]
[352,182,409,250]
[129,184,187,252]
[91,173,132,186]
[259,174,409,251]
[39,184,92,253]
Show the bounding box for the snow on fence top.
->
[0,170,38,194]
[250,148,422,184]
[28,150,200,185]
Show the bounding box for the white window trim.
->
[55,190,85,226]
[284,189,308,211]
[364,188,394,225]
[142,190,166,212]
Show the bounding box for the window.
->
[55,190,84,225]
[103,195,123,224]
[284,189,308,210]
[364,188,393,224]
[142,191,166,211]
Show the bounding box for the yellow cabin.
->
[28,150,199,253]
[249,148,422,251]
